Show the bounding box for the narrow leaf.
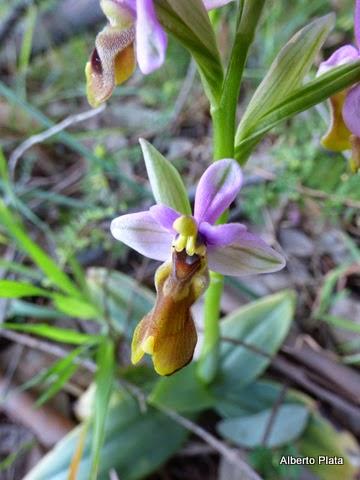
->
[36,362,78,406]
[0,280,50,299]
[235,61,360,163]
[140,139,191,214]
[52,294,100,320]
[21,346,85,393]
[0,201,79,297]
[91,339,115,480]
[2,323,102,345]
[236,14,335,142]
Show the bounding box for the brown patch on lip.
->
[174,250,201,282]
[91,48,103,75]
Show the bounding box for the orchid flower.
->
[318,0,360,171]
[111,157,285,375]
[86,0,234,107]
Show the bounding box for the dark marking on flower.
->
[91,48,103,75]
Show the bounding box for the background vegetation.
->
[0,0,359,479]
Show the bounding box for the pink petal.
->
[317,45,359,75]
[207,231,286,276]
[135,0,168,74]
[110,210,173,261]
[194,159,243,225]
[199,222,246,246]
[149,204,180,231]
[343,83,360,137]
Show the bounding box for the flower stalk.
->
[198,0,266,383]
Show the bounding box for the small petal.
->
[199,222,246,246]
[207,231,285,276]
[194,159,243,225]
[135,0,168,74]
[343,83,360,138]
[321,90,352,151]
[150,204,180,231]
[317,45,359,75]
[110,210,173,261]
[203,0,234,9]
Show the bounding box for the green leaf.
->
[36,363,79,407]
[140,139,191,215]
[213,379,313,419]
[235,61,360,163]
[149,363,214,412]
[236,14,334,143]
[52,294,99,320]
[298,413,357,480]
[2,323,102,345]
[218,404,310,448]
[321,314,360,334]
[0,280,50,299]
[0,200,79,297]
[24,393,188,480]
[8,300,64,320]
[155,0,223,105]
[313,264,350,318]
[215,291,295,390]
[91,339,115,480]
[86,268,155,335]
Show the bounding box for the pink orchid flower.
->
[110,158,285,375]
[86,0,234,107]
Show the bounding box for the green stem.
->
[198,107,233,383]
[198,0,266,384]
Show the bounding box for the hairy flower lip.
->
[131,249,208,376]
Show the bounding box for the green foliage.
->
[87,268,155,337]
[0,200,80,297]
[214,291,295,390]
[236,61,360,162]
[91,339,115,480]
[2,323,102,345]
[217,404,310,448]
[149,363,215,412]
[20,346,85,406]
[236,14,335,145]
[24,392,188,480]
[299,413,357,479]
